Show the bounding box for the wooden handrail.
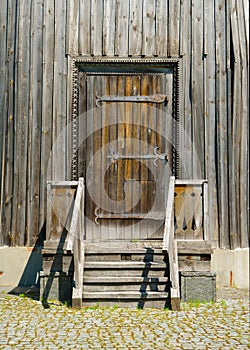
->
[163,176,180,311]
[66,177,85,309]
[162,176,175,251]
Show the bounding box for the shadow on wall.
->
[8,224,46,299]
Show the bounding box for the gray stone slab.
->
[180,271,216,302]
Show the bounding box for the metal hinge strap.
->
[107,146,168,167]
[96,94,168,107]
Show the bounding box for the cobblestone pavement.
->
[0,288,249,349]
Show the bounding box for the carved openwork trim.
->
[69,57,183,180]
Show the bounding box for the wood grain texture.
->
[0,0,248,250]
[79,0,91,55]
[191,0,204,179]
[66,0,79,55]
[142,0,156,56]
[115,0,129,56]
[27,0,43,245]
[204,0,218,248]
[91,0,103,56]
[155,0,168,56]
[168,0,180,57]
[129,0,142,56]
[103,0,116,56]
[39,0,54,237]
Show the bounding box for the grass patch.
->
[181,300,215,309]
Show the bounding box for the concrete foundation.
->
[0,246,249,291]
[211,248,249,289]
[0,247,42,289]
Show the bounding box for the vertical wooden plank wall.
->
[26,0,43,246]
[0,0,248,249]
[2,0,16,246]
[204,0,218,247]
[39,0,54,234]
[13,0,31,245]
[0,0,9,246]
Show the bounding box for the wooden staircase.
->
[41,176,212,310]
[41,176,181,310]
[66,176,180,310]
[81,245,171,308]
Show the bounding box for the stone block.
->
[180,271,216,302]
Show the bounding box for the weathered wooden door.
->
[78,71,173,242]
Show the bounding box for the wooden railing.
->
[162,176,180,311]
[66,177,85,309]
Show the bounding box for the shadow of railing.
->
[137,247,171,309]
[40,228,74,308]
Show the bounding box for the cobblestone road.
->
[0,288,249,349]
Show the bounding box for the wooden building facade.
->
[0,0,249,250]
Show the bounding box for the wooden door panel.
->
[78,73,172,241]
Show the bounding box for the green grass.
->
[181,300,215,309]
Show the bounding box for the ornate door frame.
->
[68,57,183,181]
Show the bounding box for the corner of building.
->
[0,246,42,291]
[211,247,249,290]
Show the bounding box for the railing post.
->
[162,176,180,311]
[203,181,209,242]
[66,177,85,309]
[163,176,175,251]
